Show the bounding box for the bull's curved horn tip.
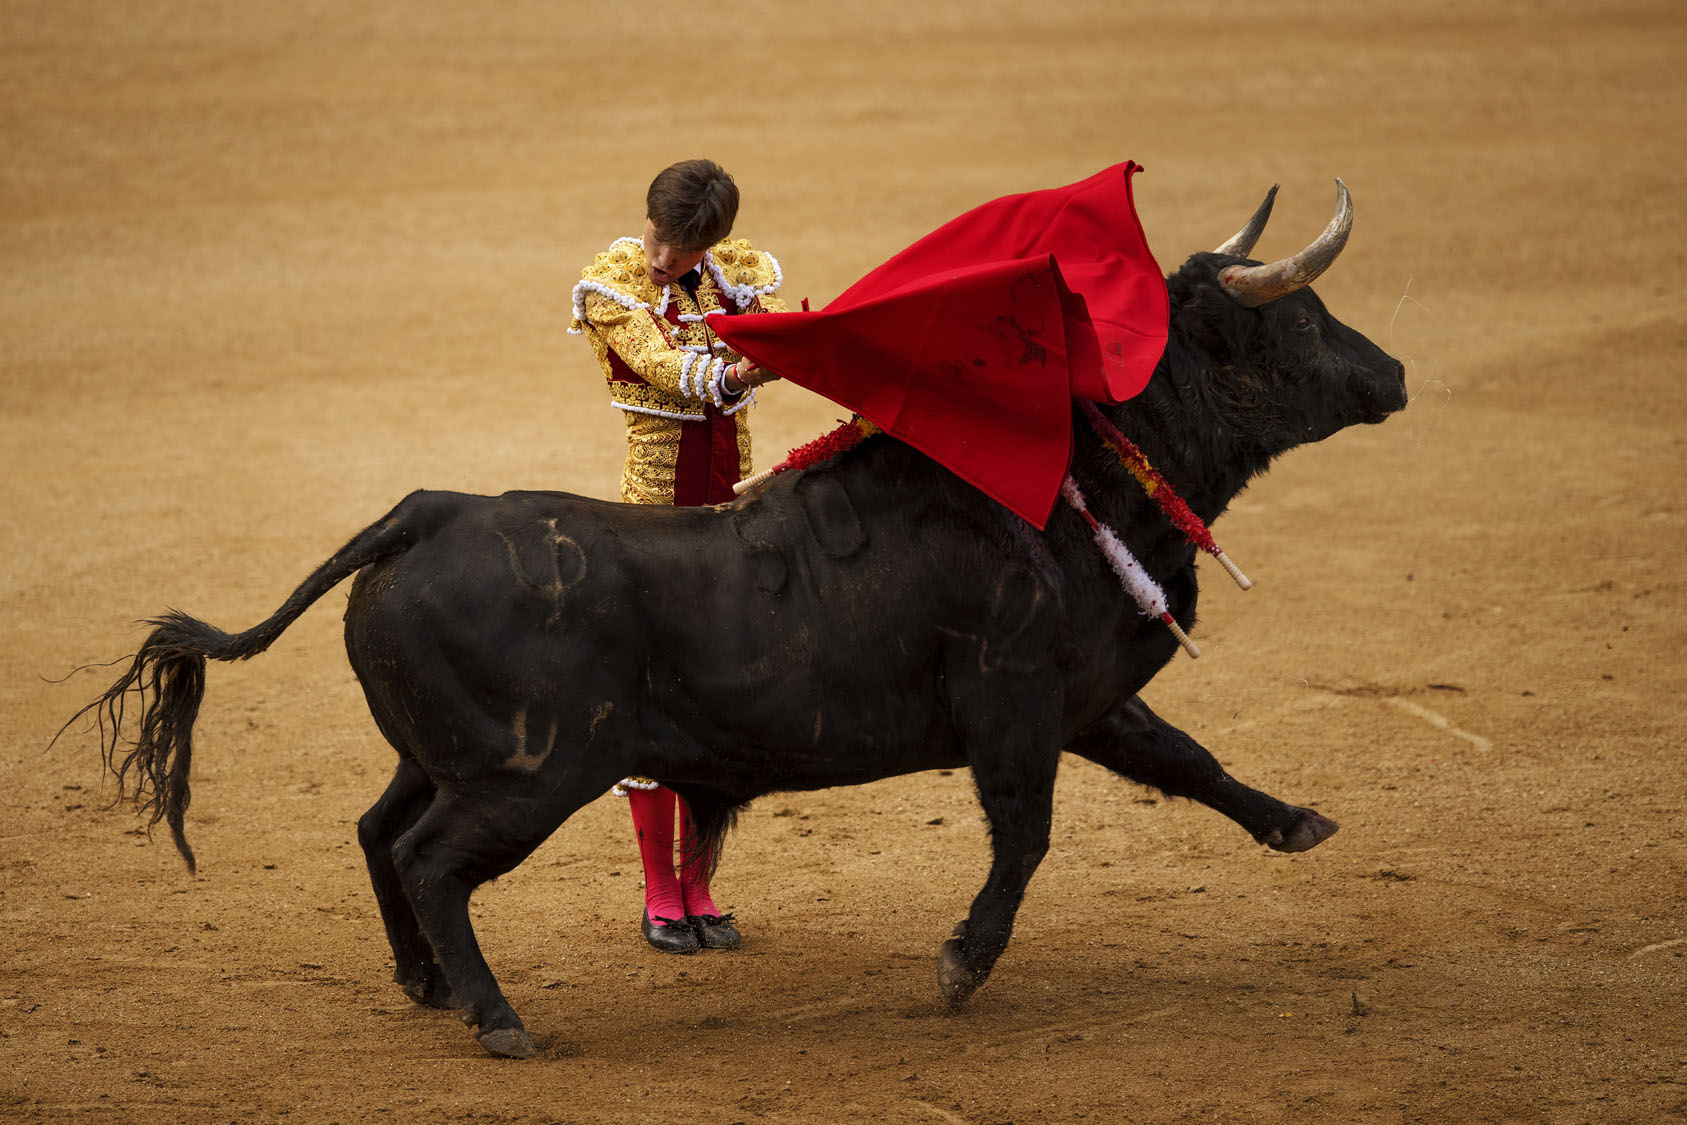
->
[1217,177,1354,308]
[1212,184,1280,258]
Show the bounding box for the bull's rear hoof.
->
[1266,808,1340,853]
[477,1026,537,1059]
[937,938,981,1007]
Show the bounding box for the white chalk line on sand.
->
[1286,688,1493,753]
[1381,697,1493,752]
[1629,937,1687,960]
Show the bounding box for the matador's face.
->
[642,219,708,287]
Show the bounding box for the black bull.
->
[71,185,1408,1059]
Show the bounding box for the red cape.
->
[712,161,1168,528]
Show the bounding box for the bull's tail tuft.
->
[58,498,426,872]
[62,619,211,872]
[676,791,747,887]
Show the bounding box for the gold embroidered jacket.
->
[570,237,786,506]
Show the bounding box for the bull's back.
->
[339,477,1066,784]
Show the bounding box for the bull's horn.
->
[1212,185,1278,257]
[1218,179,1352,309]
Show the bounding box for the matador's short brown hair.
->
[646,159,739,252]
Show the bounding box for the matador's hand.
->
[726,360,781,393]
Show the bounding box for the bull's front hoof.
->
[937,938,981,1007]
[1265,808,1340,853]
[477,1026,537,1060]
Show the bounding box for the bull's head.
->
[1167,182,1408,457]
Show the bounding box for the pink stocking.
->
[627,786,685,924]
[678,799,722,918]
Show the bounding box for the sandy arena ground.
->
[4,1,1685,1121]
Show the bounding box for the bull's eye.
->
[1294,314,1315,335]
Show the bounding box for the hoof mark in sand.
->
[763,998,872,1025]
[978,1005,1175,1051]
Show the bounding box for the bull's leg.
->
[939,730,1061,1008]
[391,785,588,1059]
[356,758,456,1009]
[1067,696,1337,852]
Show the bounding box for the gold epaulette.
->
[704,239,783,308]
[569,238,666,333]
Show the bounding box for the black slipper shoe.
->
[688,913,741,951]
[642,910,701,954]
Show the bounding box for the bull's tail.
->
[59,497,427,874]
[674,788,747,887]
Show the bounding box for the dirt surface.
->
[5,1,1685,1121]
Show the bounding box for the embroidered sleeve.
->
[584,292,740,407]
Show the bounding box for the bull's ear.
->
[1217,180,1351,308]
[1212,185,1278,258]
